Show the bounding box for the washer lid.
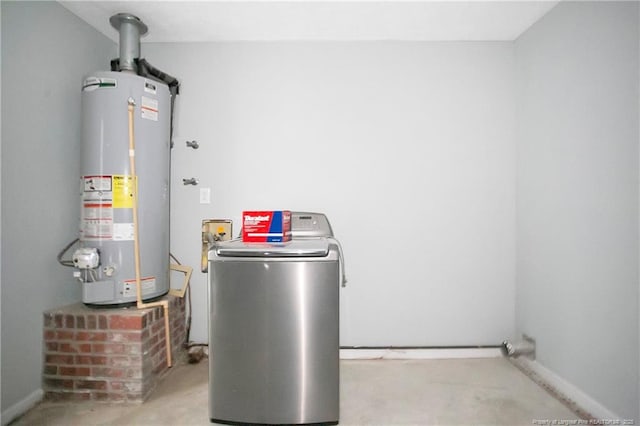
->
[214,239,330,258]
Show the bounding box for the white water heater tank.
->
[79,71,171,305]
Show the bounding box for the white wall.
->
[144,41,516,347]
[515,1,639,419]
[0,2,3,412]
[0,1,3,412]
[0,1,115,417]
[3,0,638,421]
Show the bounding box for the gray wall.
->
[0,1,115,414]
[143,41,516,347]
[515,1,639,419]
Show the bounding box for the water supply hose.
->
[128,97,172,368]
[57,238,80,268]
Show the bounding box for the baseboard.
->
[511,357,621,420]
[1,388,43,426]
[339,347,502,359]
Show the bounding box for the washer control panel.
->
[291,212,334,238]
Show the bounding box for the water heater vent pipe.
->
[110,13,148,73]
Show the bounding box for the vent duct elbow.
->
[501,338,536,359]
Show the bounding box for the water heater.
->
[76,14,175,305]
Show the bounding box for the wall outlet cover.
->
[199,187,211,204]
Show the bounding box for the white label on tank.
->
[122,277,157,297]
[144,80,157,95]
[113,222,135,241]
[81,175,114,241]
[83,175,111,192]
[81,217,113,241]
[82,202,113,220]
[141,96,158,121]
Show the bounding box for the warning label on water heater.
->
[80,175,135,241]
[82,204,113,240]
[144,80,157,95]
[112,175,134,208]
[84,176,111,192]
[122,276,157,297]
[141,96,158,121]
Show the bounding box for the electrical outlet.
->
[199,187,211,204]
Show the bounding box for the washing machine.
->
[208,212,343,425]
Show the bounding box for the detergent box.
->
[242,210,292,243]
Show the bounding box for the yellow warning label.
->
[112,175,135,208]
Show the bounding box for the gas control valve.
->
[72,247,100,269]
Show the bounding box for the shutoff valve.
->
[72,247,100,269]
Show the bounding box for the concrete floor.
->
[14,357,579,425]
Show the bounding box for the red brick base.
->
[42,295,186,402]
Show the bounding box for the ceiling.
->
[59,1,559,43]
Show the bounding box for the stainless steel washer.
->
[208,212,341,425]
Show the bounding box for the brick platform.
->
[42,295,186,402]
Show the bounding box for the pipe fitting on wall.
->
[183,178,199,186]
[501,337,536,359]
